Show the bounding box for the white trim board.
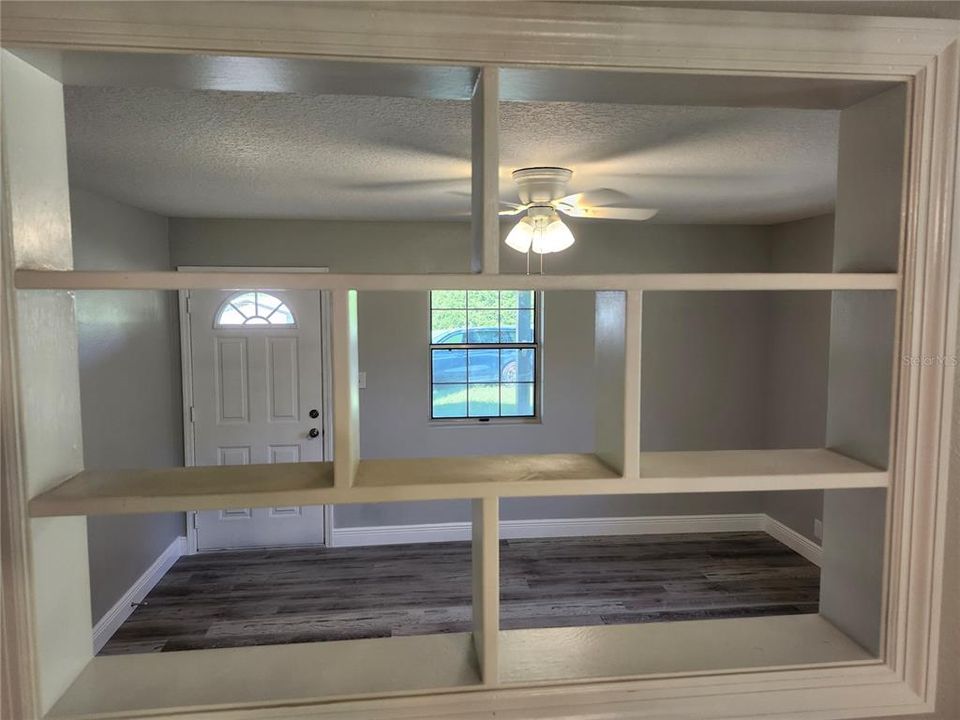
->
[764,515,823,566]
[92,535,186,654]
[331,513,823,566]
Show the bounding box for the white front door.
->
[187,289,325,550]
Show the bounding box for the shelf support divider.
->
[595,291,642,477]
[471,66,500,275]
[472,496,499,685]
[624,290,643,478]
[331,289,359,488]
[1,50,92,718]
[821,85,905,657]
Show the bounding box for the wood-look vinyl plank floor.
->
[100,531,819,655]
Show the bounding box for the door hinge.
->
[185,295,192,315]
[189,406,196,423]
[192,513,199,529]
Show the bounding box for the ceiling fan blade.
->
[559,206,659,221]
[448,192,527,216]
[450,192,526,215]
[557,188,633,210]
[499,202,527,216]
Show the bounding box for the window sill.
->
[429,417,542,427]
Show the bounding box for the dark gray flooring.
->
[100,531,820,655]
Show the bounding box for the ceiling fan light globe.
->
[534,217,575,254]
[504,216,535,253]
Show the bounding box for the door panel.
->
[269,444,301,463]
[217,338,249,422]
[189,289,325,551]
[218,446,251,465]
[267,337,299,421]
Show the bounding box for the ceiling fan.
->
[501,167,659,255]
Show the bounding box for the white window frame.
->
[429,290,541,423]
[1,4,957,720]
[213,290,297,328]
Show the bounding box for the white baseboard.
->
[332,521,472,547]
[331,513,767,547]
[501,513,767,539]
[331,513,823,566]
[763,516,823,566]
[92,535,186,654]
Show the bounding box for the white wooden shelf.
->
[355,453,620,490]
[14,269,900,292]
[47,632,481,719]
[44,616,875,719]
[28,449,886,518]
[499,614,876,685]
[29,462,335,516]
[632,448,887,492]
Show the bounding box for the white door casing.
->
[187,288,325,550]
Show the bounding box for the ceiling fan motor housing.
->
[512,167,573,205]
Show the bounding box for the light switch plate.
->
[358,371,367,389]
[814,518,823,541]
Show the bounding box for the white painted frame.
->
[1,3,957,719]
[177,266,333,552]
[426,289,544,425]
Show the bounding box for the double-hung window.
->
[430,290,538,420]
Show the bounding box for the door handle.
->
[307,428,320,439]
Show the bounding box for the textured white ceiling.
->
[65,86,838,224]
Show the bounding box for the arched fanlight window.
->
[215,292,296,328]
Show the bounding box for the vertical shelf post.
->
[594,290,642,478]
[624,290,643,478]
[471,66,500,275]
[331,288,359,488]
[821,85,906,657]
[1,50,91,717]
[472,496,499,685]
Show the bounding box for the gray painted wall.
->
[641,291,771,452]
[760,213,835,541]
[499,221,773,274]
[71,187,185,624]
[171,219,472,273]
[170,218,774,275]
[357,291,596,458]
